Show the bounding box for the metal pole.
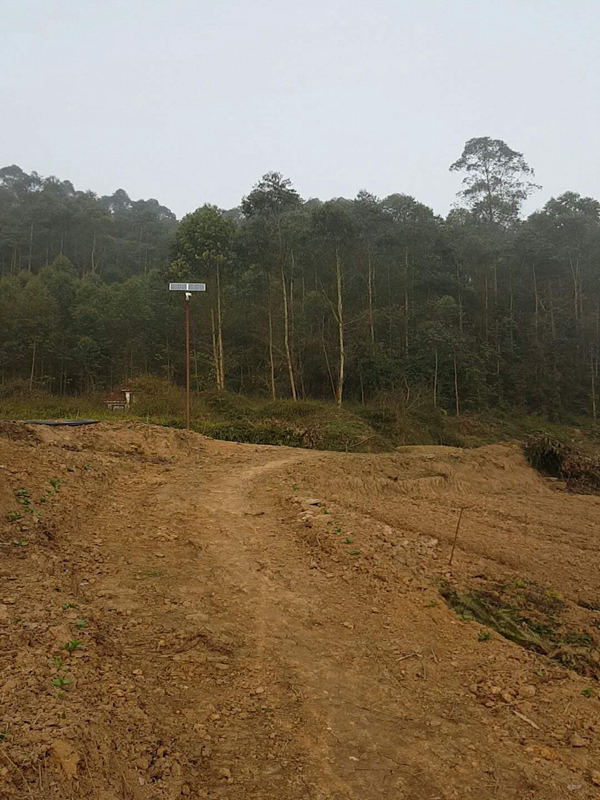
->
[184,295,191,430]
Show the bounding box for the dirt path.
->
[2,423,600,799]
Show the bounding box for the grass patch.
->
[440,577,599,678]
[4,380,600,455]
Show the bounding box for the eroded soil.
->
[2,422,600,799]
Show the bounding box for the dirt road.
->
[2,422,600,799]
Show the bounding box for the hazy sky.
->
[1,0,598,219]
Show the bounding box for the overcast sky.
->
[1,0,598,219]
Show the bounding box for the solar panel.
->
[169,282,206,292]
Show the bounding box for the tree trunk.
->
[404,247,410,356]
[508,269,515,352]
[484,270,489,341]
[91,230,97,274]
[569,255,580,325]
[29,339,37,390]
[281,259,297,400]
[216,262,225,390]
[335,245,344,407]
[211,309,220,390]
[367,246,375,343]
[456,261,463,335]
[266,275,276,400]
[321,322,337,401]
[433,348,438,408]
[592,351,597,420]
[453,349,460,416]
[28,222,34,272]
[532,263,539,341]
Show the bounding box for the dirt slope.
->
[1,422,600,799]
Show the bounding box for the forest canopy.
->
[1,138,600,418]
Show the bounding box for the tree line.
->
[1,137,600,418]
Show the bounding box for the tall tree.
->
[242,172,303,400]
[450,137,540,227]
[170,205,235,390]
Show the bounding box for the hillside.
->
[1,422,600,799]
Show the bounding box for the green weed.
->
[75,620,87,630]
[343,537,353,544]
[7,512,22,522]
[12,540,27,547]
[51,676,71,690]
[582,687,593,698]
[61,603,76,610]
[348,550,361,556]
[62,639,84,652]
[478,631,491,642]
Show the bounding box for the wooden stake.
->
[448,507,464,566]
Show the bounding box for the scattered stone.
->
[219,767,233,783]
[570,733,587,748]
[49,740,80,779]
[591,771,600,786]
[519,685,536,699]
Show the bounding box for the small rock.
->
[591,771,600,786]
[570,733,587,748]
[219,767,233,783]
[490,686,502,695]
[501,692,513,704]
[49,740,80,779]
[519,685,536,699]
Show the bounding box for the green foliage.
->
[1,150,599,422]
[51,676,71,690]
[62,639,84,652]
[440,577,599,678]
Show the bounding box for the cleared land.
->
[1,422,600,799]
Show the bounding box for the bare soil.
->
[1,422,600,799]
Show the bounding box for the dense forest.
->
[1,137,600,418]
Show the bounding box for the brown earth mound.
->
[1,423,600,799]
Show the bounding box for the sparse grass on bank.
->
[2,378,600,453]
